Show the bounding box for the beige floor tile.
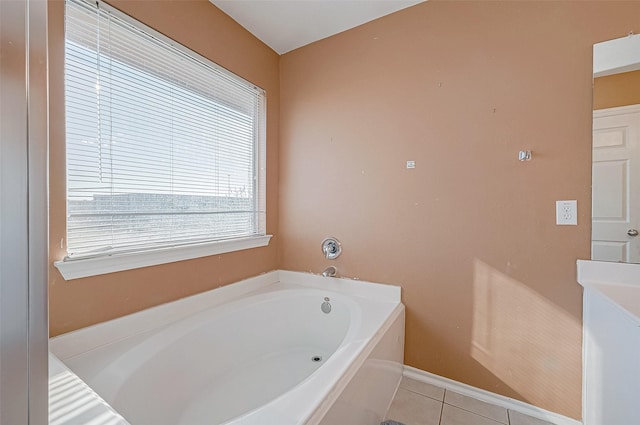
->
[399,377,445,401]
[508,410,555,425]
[440,404,504,425]
[444,390,508,424]
[385,387,443,425]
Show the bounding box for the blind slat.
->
[65,0,266,258]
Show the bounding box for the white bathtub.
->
[49,270,405,425]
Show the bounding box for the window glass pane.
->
[64,0,266,258]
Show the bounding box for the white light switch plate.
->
[556,200,577,225]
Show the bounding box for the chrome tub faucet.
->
[321,266,337,277]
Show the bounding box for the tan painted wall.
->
[47,0,640,418]
[279,1,640,419]
[48,0,280,336]
[594,70,640,110]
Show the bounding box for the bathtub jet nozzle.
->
[321,297,332,314]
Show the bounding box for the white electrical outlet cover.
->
[556,200,577,225]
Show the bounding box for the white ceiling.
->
[209,0,425,54]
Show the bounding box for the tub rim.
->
[50,270,400,360]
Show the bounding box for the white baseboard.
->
[403,366,582,425]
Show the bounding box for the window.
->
[56,0,269,279]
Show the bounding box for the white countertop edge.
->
[577,259,640,323]
[577,259,640,287]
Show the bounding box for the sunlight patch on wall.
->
[471,259,581,410]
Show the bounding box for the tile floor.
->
[385,377,555,425]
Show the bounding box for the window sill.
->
[54,235,272,280]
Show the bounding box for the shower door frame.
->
[0,0,49,423]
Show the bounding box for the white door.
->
[592,105,640,262]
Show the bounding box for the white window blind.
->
[64,0,266,260]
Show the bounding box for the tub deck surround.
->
[49,353,128,425]
[49,270,404,425]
